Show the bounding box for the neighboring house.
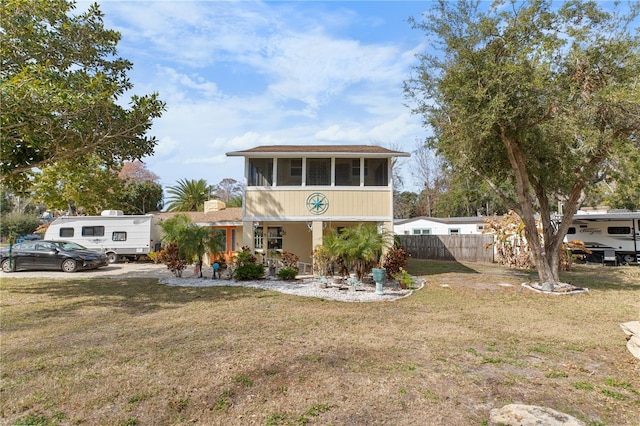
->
[393,216,492,236]
[154,200,243,262]
[226,145,410,264]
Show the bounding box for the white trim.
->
[245,216,393,222]
[244,186,390,191]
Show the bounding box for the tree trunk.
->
[500,131,565,288]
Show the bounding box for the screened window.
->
[335,158,359,186]
[306,158,331,186]
[276,158,302,186]
[82,226,104,237]
[60,227,74,237]
[363,158,388,186]
[608,227,630,235]
[248,158,273,186]
[567,227,576,235]
[112,232,127,241]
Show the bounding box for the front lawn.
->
[1,260,638,425]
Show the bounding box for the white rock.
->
[489,404,585,426]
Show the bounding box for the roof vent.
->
[101,210,124,216]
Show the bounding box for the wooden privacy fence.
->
[397,234,495,263]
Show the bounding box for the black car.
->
[1,240,108,273]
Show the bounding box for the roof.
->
[153,208,243,225]
[394,216,496,225]
[571,212,640,221]
[227,145,410,157]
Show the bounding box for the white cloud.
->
[79,1,430,192]
[314,124,366,142]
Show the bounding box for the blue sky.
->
[81,1,431,193]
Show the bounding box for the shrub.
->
[235,246,257,266]
[157,243,187,277]
[312,245,333,277]
[232,246,264,280]
[277,266,298,281]
[280,251,300,270]
[393,268,414,289]
[234,263,265,280]
[382,245,410,276]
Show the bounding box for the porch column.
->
[242,221,254,250]
[311,220,324,250]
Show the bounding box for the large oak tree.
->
[1,0,165,191]
[405,0,640,287]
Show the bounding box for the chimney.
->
[204,199,226,213]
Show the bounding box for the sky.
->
[79,0,432,193]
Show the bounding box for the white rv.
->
[44,210,162,263]
[564,211,640,265]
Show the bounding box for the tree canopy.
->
[405,0,640,286]
[0,0,165,191]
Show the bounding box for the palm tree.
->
[160,214,225,277]
[165,178,212,212]
[323,223,392,281]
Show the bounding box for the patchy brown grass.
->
[1,260,639,425]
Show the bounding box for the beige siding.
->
[245,189,392,219]
[283,222,313,263]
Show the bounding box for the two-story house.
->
[226,145,410,265]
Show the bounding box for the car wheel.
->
[106,252,118,264]
[1,259,15,273]
[62,259,78,273]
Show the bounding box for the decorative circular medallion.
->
[306,192,329,215]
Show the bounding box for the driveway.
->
[0,262,176,280]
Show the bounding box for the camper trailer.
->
[564,211,640,265]
[44,210,161,263]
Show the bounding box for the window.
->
[306,158,331,185]
[60,227,74,237]
[335,158,359,186]
[412,228,431,235]
[18,242,38,250]
[449,228,460,235]
[476,225,485,232]
[248,158,273,186]
[363,158,388,186]
[352,159,362,177]
[290,159,302,176]
[214,229,226,251]
[112,232,127,241]
[267,227,283,250]
[82,226,105,237]
[567,227,576,235]
[276,158,302,186]
[254,227,264,250]
[231,229,236,251]
[608,226,630,235]
[36,242,56,251]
